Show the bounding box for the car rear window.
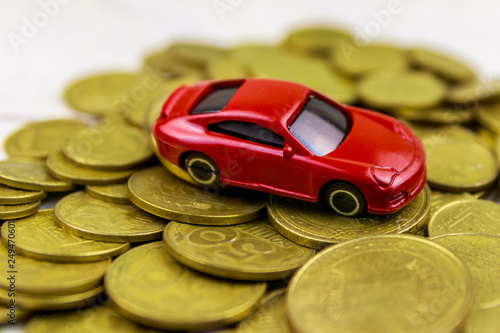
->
[191,85,241,114]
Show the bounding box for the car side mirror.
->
[283,144,294,161]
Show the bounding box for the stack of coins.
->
[1,26,499,332]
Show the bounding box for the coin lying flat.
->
[86,183,131,204]
[429,190,474,219]
[416,126,498,192]
[331,44,407,77]
[358,69,447,109]
[287,235,473,333]
[447,80,500,104]
[167,42,227,68]
[64,72,140,116]
[144,50,202,78]
[62,124,153,171]
[0,160,74,192]
[0,201,40,220]
[125,75,201,128]
[428,199,500,237]
[0,183,46,205]
[392,106,475,125]
[233,45,356,104]
[105,242,267,331]
[282,27,353,56]
[0,243,109,295]
[128,166,266,225]
[479,102,500,133]
[1,209,130,262]
[207,55,248,80]
[236,289,292,333]
[47,150,135,185]
[460,305,500,333]
[25,304,159,333]
[408,48,475,82]
[55,191,167,242]
[4,119,88,159]
[0,286,104,311]
[0,306,30,325]
[163,220,315,281]
[431,234,500,309]
[268,184,430,249]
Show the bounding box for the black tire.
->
[325,182,366,216]
[184,153,221,186]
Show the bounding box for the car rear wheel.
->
[325,182,366,216]
[185,153,221,186]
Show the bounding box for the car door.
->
[208,120,312,197]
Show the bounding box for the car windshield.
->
[289,97,349,156]
[191,85,241,114]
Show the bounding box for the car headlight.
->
[370,166,396,188]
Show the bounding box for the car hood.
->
[327,107,416,172]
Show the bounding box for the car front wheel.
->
[184,153,221,186]
[325,182,366,216]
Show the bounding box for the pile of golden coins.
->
[1,26,500,332]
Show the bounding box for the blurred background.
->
[1,1,500,160]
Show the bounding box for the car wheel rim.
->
[187,158,217,185]
[329,189,360,216]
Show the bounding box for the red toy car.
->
[153,78,426,216]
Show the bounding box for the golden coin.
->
[128,166,266,225]
[0,243,109,295]
[479,102,500,133]
[236,288,292,333]
[0,201,40,220]
[86,183,131,204]
[4,119,88,159]
[126,74,201,128]
[430,190,474,219]
[282,27,353,56]
[0,183,46,205]
[64,72,140,116]
[428,199,500,237]
[207,55,248,80]
[163,220,315,280]
[408,48,475,82]
[144,49,202,78]
[431,234,500,309]
[268,184,430,249]
[62,123,153,171]
[331,44,407,77]
[0,286,103,311]
[0,306,30,325]
[392,106,475,125]
[447,80,500,104]
[417,126,498,192]
[287,235,473,333]
[167,42,227,68]
[460,304,500,333]
[478,126,497,150]
[55,191,166,242]
[0,160,74,192]
[1,209,130,262]
[105,242,267,331]
[233,45,356,104]
[25,304,159,333]
[47,150,134,186]
[358,69,447,109]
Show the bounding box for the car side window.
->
[208,121,285,149]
